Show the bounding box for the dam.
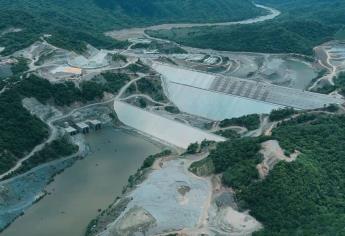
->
[153,63,343,120]
[114,100,225,149]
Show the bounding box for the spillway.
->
[166,82,282,120]
[114,101,225,149]
[153,63,343,120]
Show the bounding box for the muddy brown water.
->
[2,127,161,236]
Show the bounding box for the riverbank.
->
[87,149,262,236]
[1,126,163,236]
[0,135,86,232]
[106,4,280,41]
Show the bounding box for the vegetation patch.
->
[335,28,345,40]
[126,150,172,190]
[164,106,180,114]
[17,74,95,105]
[127,61,151,73]
[4,137,79,179]
[93,0,265,24]
[10,57,29,76]
[0,90,49,174]
[215,129,240,139]
[136,77,167,102]
[186,142,199,154]
[132,41,187,54]
[16,73,133,107]
[147,20,337,55]
[209,137,265,189]
[112,53,127,62]
[238,114,345,235]
[147,0,345,55]
[219,114,260,130]
[334,72,345,96]
[0,70,131,174]
[1,0,264,55]
[200,111,345,235]
[101,72,131,94]
[314,72,345,96]
[141,150,171,170]
[269,108,296,121]
[189,157,215,177]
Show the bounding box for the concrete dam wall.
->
[153,63,343,120]
[114,101,225,149]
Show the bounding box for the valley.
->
[0,1,345,236]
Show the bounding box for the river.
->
[1,3,281,235]
[106,4,281,40]
[1,127,161,236]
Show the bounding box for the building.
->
[65,126,78,136]
[75,122,90,134]
[88,120,102,130]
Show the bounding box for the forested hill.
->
[0,0,264,55]
[148,0,345,55]
[93,0,265,24]
[258,0,345,26]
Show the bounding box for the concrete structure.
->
[165,82,282,120]
[114,101,225,149]
[88,120,102,130]
[153,63,343,110]
[65,126,78,136]
[208,76,343,109]
[75,122,90,134]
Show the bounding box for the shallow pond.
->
[263,58,317,89]
[279,59,317,89]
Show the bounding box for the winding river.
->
[106,4,280,40]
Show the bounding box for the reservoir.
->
[1,127,162,236]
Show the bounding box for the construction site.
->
[1,5,345,234]
[151,63,342,120]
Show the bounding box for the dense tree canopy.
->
[148,0,345,55]
[241,114,345,235]
[269,108,296,121]
[0,90,49,174]
[0,0,264,55]
[200,112,345,235]
[220,114,260,130]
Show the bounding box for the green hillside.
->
[244,114,345,235]
[0,0,264,55]
[193,111,345,235]
[94,0,265,24]
[148,0,345,55]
